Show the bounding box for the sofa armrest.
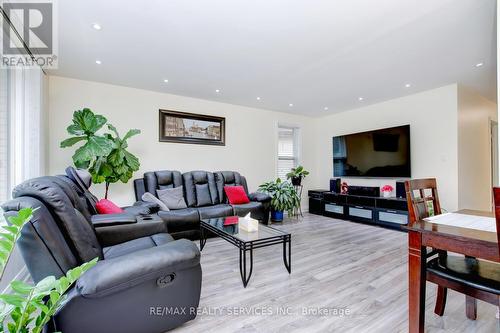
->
[248,192,271,203]
[91,213,138,227]
[122,201,160,215]
[76,239,200,298]
[95,220,168,247]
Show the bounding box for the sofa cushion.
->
[157,187,188,210]
[232,201,265,221]
[96,199,124,214]
[103,233,174,259]
[196,204,233,219]
[224,185,250,204]
[142,192,169,211]
[143,170,183,195]
[215,171,249,202]
[158,208,200,233]
[183,171,219,207]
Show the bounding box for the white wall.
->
[312,84,460,211]
[48,78,497,214]
[48,76,315,208]
[457,86,497,211]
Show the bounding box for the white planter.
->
[382,191,392,198]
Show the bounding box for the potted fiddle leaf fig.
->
[0,208,97,332]
[258,178,300,222]
[286,165,310,186]
[60,108,141,199]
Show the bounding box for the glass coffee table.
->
[200,216,291,287]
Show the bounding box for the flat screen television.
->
[332,125,411,178]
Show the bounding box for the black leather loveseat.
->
[1,175,202,333]
[134,170,271,240]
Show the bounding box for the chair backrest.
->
[405,178,442,223]
[2,196,79,282]
[9,177,103,262]
[492,187,500,251]
[143,170,183,198]
[214,171,249,203]
[182,171,220,207]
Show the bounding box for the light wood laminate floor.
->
[174,213,499,333]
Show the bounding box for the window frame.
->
[276,123,301,180]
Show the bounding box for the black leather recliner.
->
[63,166,158,218]
[134,170,271,240]
[1,176,202,333]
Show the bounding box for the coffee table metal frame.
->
[200,219,291,287]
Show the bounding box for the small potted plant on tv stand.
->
[258,178,300,222]
[286,165,310,186]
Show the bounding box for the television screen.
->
[333,125,411,178]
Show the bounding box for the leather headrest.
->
[65,166,92,190]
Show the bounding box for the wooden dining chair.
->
[405,179,500,320]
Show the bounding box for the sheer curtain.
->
[0,67,46,203]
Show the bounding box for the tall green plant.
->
[258,178,300,216]
[91,125,141,198]
[60,108,113,169]
[0,208,97,332]
[61,108,141,199]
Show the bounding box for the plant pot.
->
[291,176,302,186]
[382,191,392,198]
[271,210,284,222]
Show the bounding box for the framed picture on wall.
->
[159,109,226,146]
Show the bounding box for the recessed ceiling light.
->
[256,97,261,101]
[215,89,220,93]
[163,79,169,83]
[95,60,102,65]
[358,97,364,101]
[92,23,102,30]
[324,107,329,111]
[405,83,411,88]
[475,62,484,67]
[289,103,294,107]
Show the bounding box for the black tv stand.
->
[308,190,408,230]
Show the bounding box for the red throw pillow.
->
[95,199,124,214]
[224,186,250,205]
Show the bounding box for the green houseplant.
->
[258,178,300,222]
[60,108,141,199]
[0,208,97,332]
[286,165,310,186]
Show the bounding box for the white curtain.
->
[0,66,46,203]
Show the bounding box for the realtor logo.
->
[1,0,58,68]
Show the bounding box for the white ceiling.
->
[49,0,497,116]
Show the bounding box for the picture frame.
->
[159,109,226,146]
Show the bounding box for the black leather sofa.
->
[134,170,271,240]
[1,175,202,333]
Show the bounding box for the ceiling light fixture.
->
[405,83,411,88]
[358,97,364,101]
[163,79,169,83]
[215,89,220,93]
[289,103,294,107]
[475,62,484,67]
[95,60,102,65]
[256,97,261,101]
[92,23,102,30]
[324,107,329,111]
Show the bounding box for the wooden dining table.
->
[405,209,499,333]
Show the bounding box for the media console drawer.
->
[377,210,408,225]
[348,206,373,220]
[324,203,344,215]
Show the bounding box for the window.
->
[277,126,299,180]
[0,69,8,203]
[0,67,46,204]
